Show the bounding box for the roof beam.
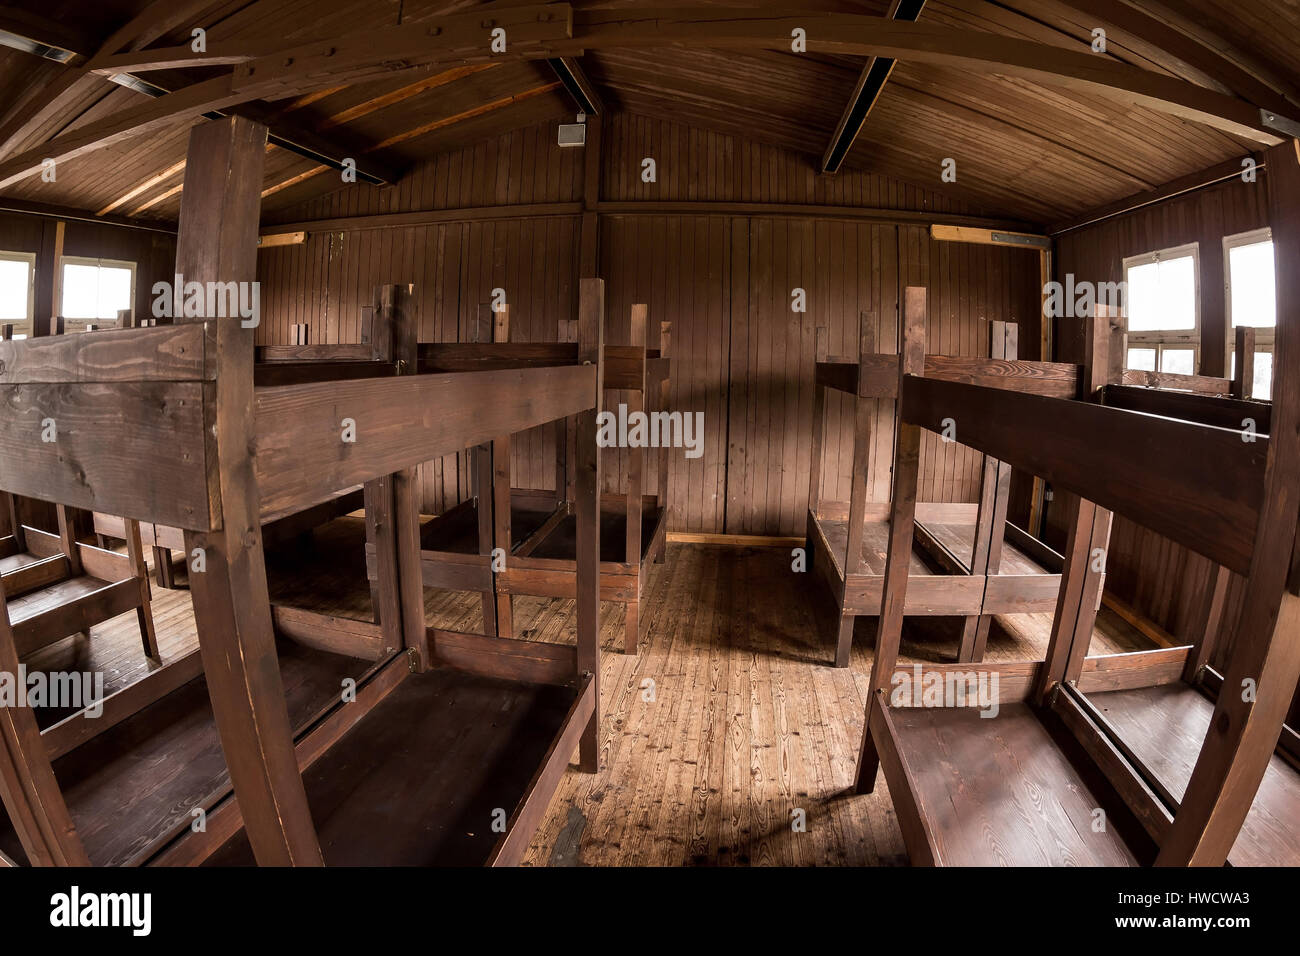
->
[548,57,603,115]
[821,0,925,174]
[3,6,1297,192]
[0,11,96,62]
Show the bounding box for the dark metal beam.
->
[547,56,603,115]
[821,0,926,174]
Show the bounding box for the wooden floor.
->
[10,524,1158,866]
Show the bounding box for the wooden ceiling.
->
[0,0,1295,227]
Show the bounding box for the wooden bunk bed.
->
[0,117,607,868]
[807,313,1083,667]
[1,493,158,664]
[857,141,1300,868]
[90,306,397,588]
[412,302,671,654]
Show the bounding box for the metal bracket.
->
[1261,108,1300,139]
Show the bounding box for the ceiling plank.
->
[822,0,925,174]
[2,6,1295,193]
[369,82,562,150]
[316,64,498,129]
[96,158,188,215]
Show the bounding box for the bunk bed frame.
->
[0,116,606,867]
[855,137,1300,868]
[1,494,158,664]
[413,302,671,654]
[90,305,397,588]
[807,312,1087,667]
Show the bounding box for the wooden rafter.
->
[821,0,925,174]
[548,56,603,115]
[0,4,1293,195]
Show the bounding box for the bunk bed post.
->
[1157,138,1300,866]
[556,317,578,510]
[3,493,24,553]
[491,304,514,639]
[575,277,605,771]
[1182,561,1231,683]
[0,585,90,865]
[382,282,428,668]
[364,475,404,654]
[657,320,672,539]
[855,288,925,792]
[175,115,324,866]
[1032,306,1114,705]
[624,303,648,654]
[836,314,877,668]
[806,327,828,555]
[1231,325,1256,400]
[958,320,1016,663]
[122,518,160,660]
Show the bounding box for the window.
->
[1224,228,1274,400]
[0,251,35,337]
[1123,243,1200,372]
[60,256,135,330]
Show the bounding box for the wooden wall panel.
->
[600,215,731,534]
[1054,173,1270,665]
[258,114,1041,534]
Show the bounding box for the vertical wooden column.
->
[855,288,925,792]
[384,283,427,668]
[123,517,160,660]
[1033,306,1116,704]
[1231,326,1257,399]
[623,303,647,654]
[32,220,64,338]
[958,321,1016,663]
[55,504,81,576]
[1158,139,1300,866]
[805,328,828,553]
[490,305,514,639]
[555,317,579,509]
[177,115,323,866]
[1183,561,1231,683]
[656,320,672,535]
[0,585,89,864]
[2,493,23,552]
[575,278,605,771]
[836,314,876,668]
[364,475,403,654]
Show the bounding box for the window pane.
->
[1127,347,1156,371]
[1160,349,1195,375]
[62,263,132,320]
[1127,253,1196,331]
[1229,240,1276,328]
[0,258,30,321]
[1254,351,1272,401]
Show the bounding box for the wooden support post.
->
[1034,306,1115,704]
[656,320,672,531]
[958,320,1016,663]
[1158,140,1300,866]
[490,304,514,639]
[3,493,24,552]
[33,219,64,338]
[837,314,876,668]
[0,585,90,865]
[152,544,175,589]
[624,303,647,654]
[123,517,160,660]
[856,287,925,792]
[177,115,323,866]
[1028,247,1052,537]
[364,476,402,655]
[575,277,604,771]
[556,317,578,509]
[1183,561,1231,683]
[55,504,81,576]
[1231,325,1257,399]
[392,467,427,668]
[806,329,828,564]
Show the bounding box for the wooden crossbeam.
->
[0,7,1292,191]
[547,56,603,115]
[821,0,925,174]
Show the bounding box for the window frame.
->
[1122,241,1201,371]
[1223,228,1274,396]
[0,249,37,336]
[58,254,137,329]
